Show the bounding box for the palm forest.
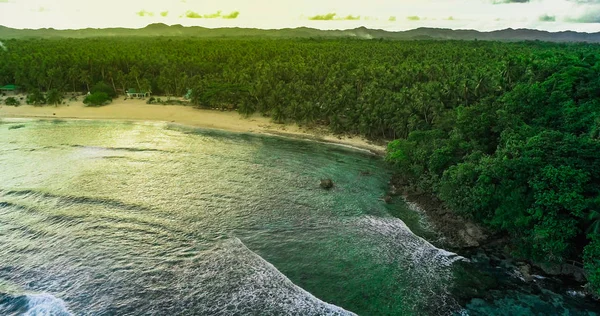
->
[0,37,599,294]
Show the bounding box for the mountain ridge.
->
[1,23,600,42]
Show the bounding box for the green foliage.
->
[584,234,600,295]
[382,43,600,284]
[46,88,64,106]
[90,81,116,98]
[26,89,46,106]
[83,92,111,107]
[5,96,20,106]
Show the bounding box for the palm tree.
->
[46,89,63,107]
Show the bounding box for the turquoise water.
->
[0,119,598,315]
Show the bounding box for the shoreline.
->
[0,98,387,156]
[388,177,598,300]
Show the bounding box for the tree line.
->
[0,37,599,293]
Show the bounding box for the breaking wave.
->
[174,237,356,315]
[353,215,466,314]
[0,292,72,316]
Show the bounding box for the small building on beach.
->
[126,88,151,98]
[0,85,20,95]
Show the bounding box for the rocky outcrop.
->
[517,263,533,282]
[388,177,488,249]
[388,175,599,298]
[320,179,334,189]
[383,195,393,204]
[399,194,487,248]
[537,262,587,283]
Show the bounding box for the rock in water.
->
[518,263,533,282]
[384,195,393,204]
[320,179,334,189]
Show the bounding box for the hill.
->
[1,23,600,42]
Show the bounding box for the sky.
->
[1,0,600,32]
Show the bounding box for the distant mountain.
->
[1,23,600,43]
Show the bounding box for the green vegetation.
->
[4,96,19,106]
[90,81,117,99]
[26,88,46,105]
[83,92,111,106]
[0,37,599,292]
[46,88,64,106]
[585,234,600,293]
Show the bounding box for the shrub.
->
[83,92,111,106]
[146,96,156,104]
[90,82,116,98]
[584,234,600,296]
[5,97,20,106]
[27,89,46,105]
[46,89,64,106]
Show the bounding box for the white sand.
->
[0,96,386,155]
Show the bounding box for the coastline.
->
[0,97,387,156]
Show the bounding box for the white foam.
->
[401,197,438,234]
[566,290,586,298]
[24,293,72,316]
[193,237,356,315]
[355,215,466,267]
[352,215,466,313]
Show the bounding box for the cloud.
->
[222,11,240,19]
[137,10,154,17]
[160,11,169,17]
[539,14,556,22]
[343,15,361,20]
[566,0,600,3]
[307,13,362,21]
[406,16,420,21]
[308,13,337,20]
[184,11,203,18]
[183,10,240,19]
[565,9,600,22]
[203,11,222,18]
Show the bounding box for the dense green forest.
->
[0,37,599,293]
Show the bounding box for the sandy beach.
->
[0,97,387,155]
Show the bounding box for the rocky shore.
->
[387,174,600,301]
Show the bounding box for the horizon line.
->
[1,23,599,34]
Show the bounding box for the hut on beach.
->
[126,88,151,98]
[184,89,192,100]
[0,85,20,95]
